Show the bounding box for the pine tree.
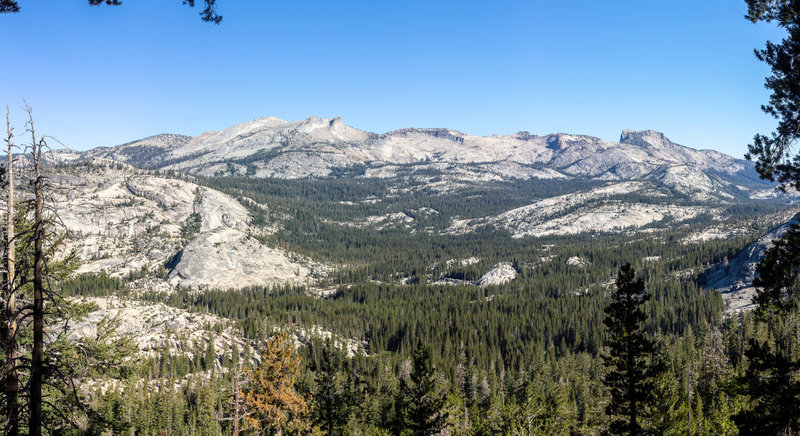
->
[397,341,447,435]
[2,106,18,436]
[312,340,348,435]
[602,263,657,435]
[744,0,800,193]
[735,4,800,431]
[733,227,800,434]
[28,103,46,436]
[243,331,310,435]
[647,369,688,435]
[204,337,217,372]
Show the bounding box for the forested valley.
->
[50,169,793,435]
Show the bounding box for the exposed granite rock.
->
[168,227,310,289]
[52,164,317,290]
[703,213,800,313]
[477,262,517,287]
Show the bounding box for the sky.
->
[0,0,787,157]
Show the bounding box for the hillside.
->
[51,163,320,291]
[702,213,800,312]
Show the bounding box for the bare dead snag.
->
[4,105,18,436]
[25,104,44,436]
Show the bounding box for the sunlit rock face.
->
[703,214,800,313]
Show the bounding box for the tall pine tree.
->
[602,263,657,435]
[738,2,800,433]
[733,226,800,434]
[243,331,310,436]
[311,340,349,435]
[397,341,447,435]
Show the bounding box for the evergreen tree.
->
[735,4,800,433]
[751,224,800,314]
[243,331,310,435]
[311,340,349,435]
[733,227,800,434]
[602,263,657,435]
[397,341,447,435]
[744,0,800,193]
[204,337,217,372]
[735,322,800,435]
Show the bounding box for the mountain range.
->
[70,117,760,192]
[40,116,796,312]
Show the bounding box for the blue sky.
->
[0,0,785,157]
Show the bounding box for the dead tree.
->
[0,104,134,434]
[218,364,251,436]
[3,106,18,436]
[25,104,45,436]
[232,365,242,436]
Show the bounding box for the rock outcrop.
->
[477,262,518,287]
[168,227,309,289]
[703,213,800,312]
[53,164,314,291]
[63,297,252,363]
[459,182,711,237]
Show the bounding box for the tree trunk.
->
[4,107,17,436]
[233,366,240,436]
[29,123,44,436]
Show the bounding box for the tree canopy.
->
[0,0,222,23]
[745,0,800,190]
[737,2,800,433]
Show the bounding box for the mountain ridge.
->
[70,116,754,183]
